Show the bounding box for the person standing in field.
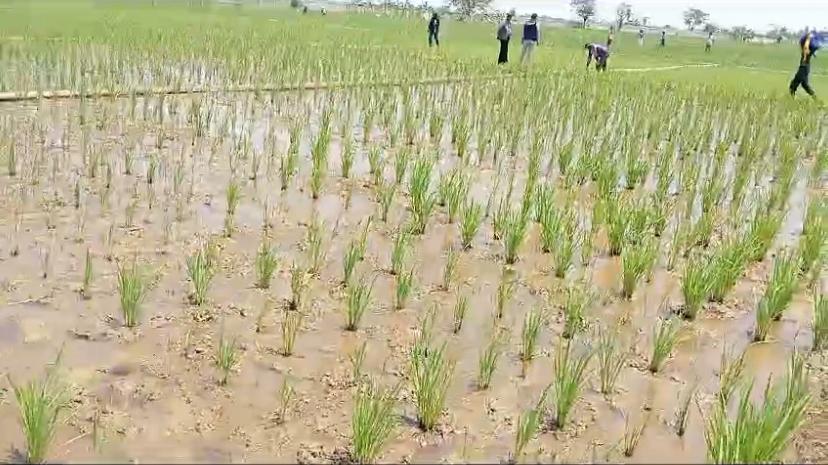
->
[428,12,440,47]
[585,43,610,71]
[705,31,714,52]
[660,30,666,47]
[789,30,822,98]
[638,28,645,46]
[521,13,540,65]
[497,13,513,64]
[607,26,615,48]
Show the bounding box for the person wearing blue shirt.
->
[520,14,540,65]
[790,30,821,98]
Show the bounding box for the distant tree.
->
[703,23,717,34]
[730,25,755,42]
[615,3,632,31]
[682,8,709,31]
[767,25,790,40]
[571,0,596,28]
[290,0,301,8]
[449,0,492,17]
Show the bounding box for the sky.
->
[489,0,828,31]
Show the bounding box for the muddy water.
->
[0,92,824,464]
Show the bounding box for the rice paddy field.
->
[0,0,826,463]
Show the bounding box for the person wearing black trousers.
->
[496,13,513,64]
[790,30,820,98]
[428,13,440,47]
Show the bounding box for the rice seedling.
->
[224,179,242,237]
[453,294,469,334]
[367,145,384,185]
[275,378,295,424]
[441,247,458,291]
[746,207,783,262]
[492,198,510,241]
[251,240,280,290]
[349,340,368,383]
[8,352,69,464]
[686,209,715,250]
[674,381,698,437]
[520,307,546,375]
[596,325,628,396]
[797,204,825,276]
[681,257,710,320]
[648,317,681,373]
[410,340,454,431]
[186,242,215,306]
[409,155,436,235]
[352,381,399,464]
[117,260,147,328]
[666,222,687,271]
[814,290,827,351]
[563,283,592,339]
[80,247,93,300]
[620,239,656,299]
[718,345,746,406]
[394,147,411,185]
[306,216,328,275]
[7,141,17,176]
[310,121,331,199]
[394,266,415,310]
[477,326,509,390]
[216,333,240,386]
[390,228,409,276]
[412,304,438,361]
[281,309,303,357]
[459,201,484,249]
[707,238,750,303]
[803,197,826,237]
[340,136,354,179]
[496,272,516,320]
[765,250,798,322]
[552,339,592,429]
[280,151,298,190]
[343,240,361,285]
[376,180,396,223]
[704,364,809,463]
[445,172,470,224]
[289,263,309,311]
[503,210,529,265]
[604,198,629,256]
[621,412,647,458]
[345,274,374,331]
[147,153,158,185]
[513,385,551,461]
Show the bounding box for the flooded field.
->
[0,78,825,464]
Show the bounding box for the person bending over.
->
[585,43,610,71]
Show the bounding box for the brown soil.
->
[0,93,824,463]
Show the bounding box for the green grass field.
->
[1,0,826,96]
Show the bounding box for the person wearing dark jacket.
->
[428,13,440,47]
[520,13,540,65]
[496,13,513,64]
[790,30,821,98]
